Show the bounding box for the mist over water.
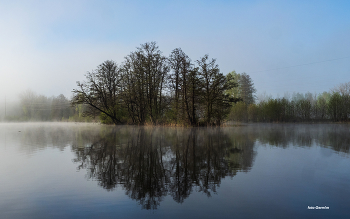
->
[0,123,349,218]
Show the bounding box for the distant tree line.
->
[72,42,240,126]
[229,82,350,122]
[3,89,91,122]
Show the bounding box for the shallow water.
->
[0,123,349,219]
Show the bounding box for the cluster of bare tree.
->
[72,42,239,126]
[230,82,350,122]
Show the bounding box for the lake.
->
[0,123,349,219]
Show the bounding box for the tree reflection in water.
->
[71,127,255,209]
[12,123,350,209]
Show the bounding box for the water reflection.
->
[223,124,350,154]
[5,123,349,210]
[71,127,255,209]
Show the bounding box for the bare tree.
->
[169,48,200,125]
[169,48,186,123]
[72,60,124,125]
[197,55,235,125]
[122,42,169,125]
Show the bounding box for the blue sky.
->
[1,0,349,100]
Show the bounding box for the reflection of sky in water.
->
[0,123,349,219]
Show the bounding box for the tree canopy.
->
[71,42,238,126]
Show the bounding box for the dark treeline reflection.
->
[222,124,350,154]
[9,124,350,209]
[71,127,255,209]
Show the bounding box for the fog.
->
[1,1,349,103]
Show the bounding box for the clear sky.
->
[1,0,349,101]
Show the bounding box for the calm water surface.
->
[0,123,349,219]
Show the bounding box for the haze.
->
[1,0,349,102]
